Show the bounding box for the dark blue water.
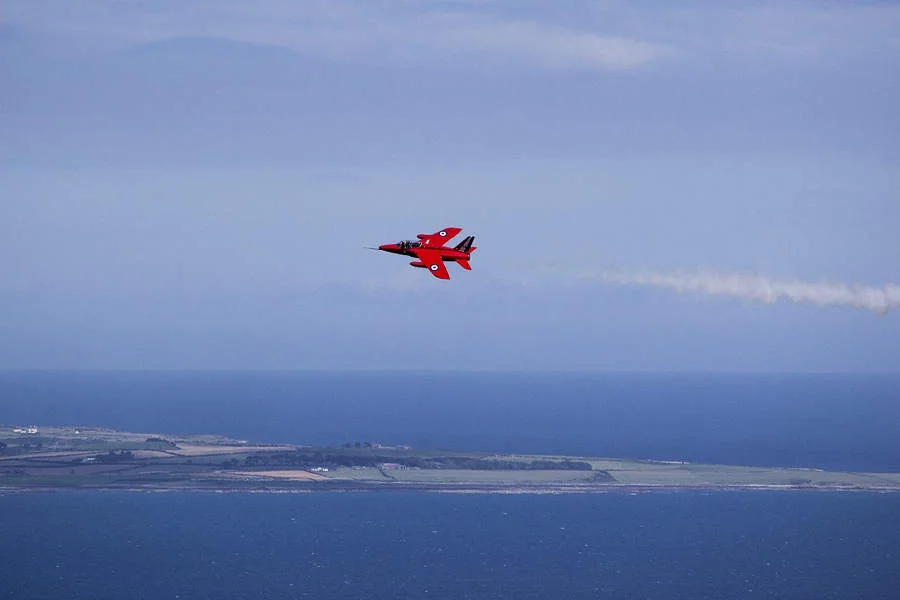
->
[1,491,898,599]
[1,371,898,471]
[3,372,899,598]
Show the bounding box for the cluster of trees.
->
[93,450,135,463]
[145,437,178,449]
[0,440,41,456]
[789,478,813,486]
[239,451,383,469]
[229,450,593,472]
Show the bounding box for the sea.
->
[1,371,899,599]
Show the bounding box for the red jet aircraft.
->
[375,227,476,279]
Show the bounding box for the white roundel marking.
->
[430,264,439,271]
[439,230,447,236]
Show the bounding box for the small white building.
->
[378,462,408,471]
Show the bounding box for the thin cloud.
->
[427,15,661,70]
[3,0,665,70]
[603,1,900,63]
[7,0,898,69]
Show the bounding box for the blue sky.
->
[2,0,899,371]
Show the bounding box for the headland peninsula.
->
[2,425,899,493]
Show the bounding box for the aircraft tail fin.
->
[457,259,471,270]
[454,235,475,254]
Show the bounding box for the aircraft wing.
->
[417,227,462,248]
[414,249,451,279]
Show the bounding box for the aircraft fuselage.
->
[377,243,469,263]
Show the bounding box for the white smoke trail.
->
[593,269,900,315]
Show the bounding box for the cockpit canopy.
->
[398,240,421,250]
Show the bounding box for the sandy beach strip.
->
[229,470,328,481]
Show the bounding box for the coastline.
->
[4,483,900,495]
[3,425,899,494]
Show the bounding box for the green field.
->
[2,425,898,493]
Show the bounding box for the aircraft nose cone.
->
[378,244,393,251]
